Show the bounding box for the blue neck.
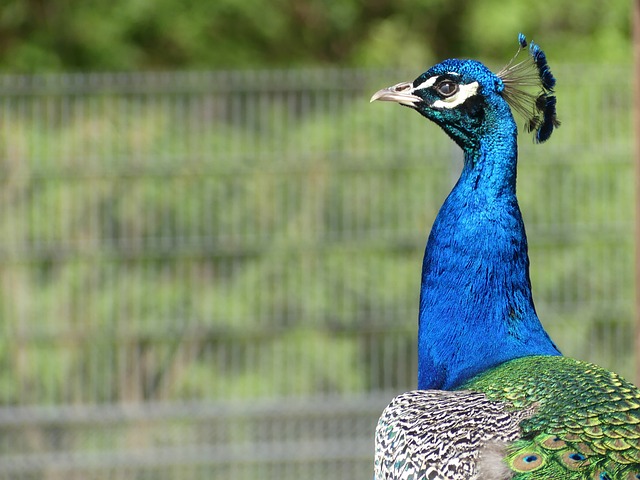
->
[417,110,561,390]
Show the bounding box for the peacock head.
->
[370,34,559,149]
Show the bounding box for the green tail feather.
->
[460,356,640,479]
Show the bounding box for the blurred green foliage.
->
[0,66,634,410]
[0,0,632,72]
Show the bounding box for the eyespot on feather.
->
[560,451,588,471]
[511,451,545,471]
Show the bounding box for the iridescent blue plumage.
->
[529,41,555,90]
[371,34,640,479]
[408,44,561,391]
[518,33,527,49]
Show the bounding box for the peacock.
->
[370,34,640,480]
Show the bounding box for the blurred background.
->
[0,1,635,479]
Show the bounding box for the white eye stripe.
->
[413,72,461,91]
[432,81,480,109]
[412,76,439,91]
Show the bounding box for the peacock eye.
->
[436,81,458,97]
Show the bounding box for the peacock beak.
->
[370,82,422,106]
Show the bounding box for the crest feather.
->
[497,34,560,143]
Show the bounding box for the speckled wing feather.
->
[375,356,640,480]
[374,390,535,480]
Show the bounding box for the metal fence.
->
[0,65,634,479]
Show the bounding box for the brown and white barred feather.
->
[374,390,535,480]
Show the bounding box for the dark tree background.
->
[0,0,631,72]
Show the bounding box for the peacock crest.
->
[497,33,561,143]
